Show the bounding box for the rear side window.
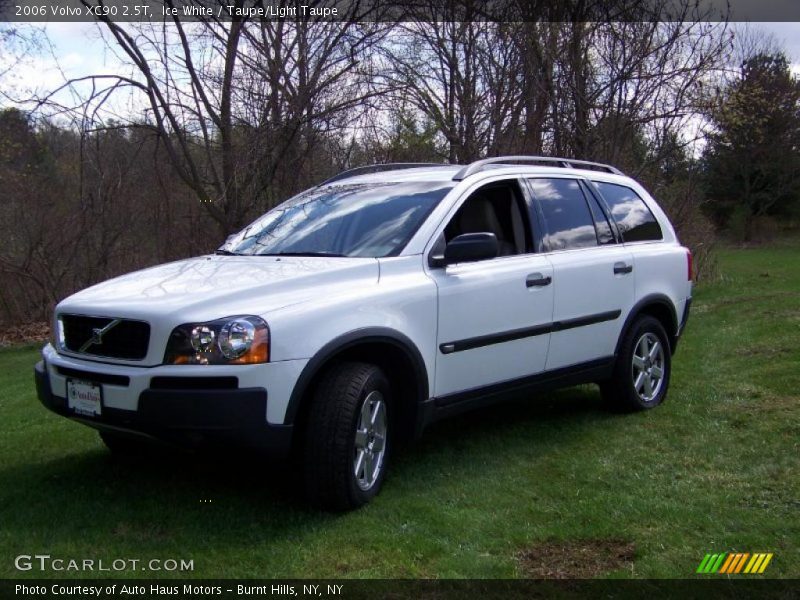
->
[529,178,597,251]
[594,182,663,242]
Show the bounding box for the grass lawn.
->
[0,244,798,579]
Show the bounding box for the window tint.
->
[222,182,452,258]
[444,181,529,257]
[529,178,597,251]
[594,182,663,242]
[585,188,616,245]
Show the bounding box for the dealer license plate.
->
[66,379,102,417]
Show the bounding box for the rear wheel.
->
[302,362,391,510]
[601,315,671,412]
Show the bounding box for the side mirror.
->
[430,232,499,267]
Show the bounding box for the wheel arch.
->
[616,294,679,356]
[284,327,429,443]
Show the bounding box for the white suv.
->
[35,156,692,509]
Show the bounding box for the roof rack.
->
[452,156,623,180]
[320,163,453,186]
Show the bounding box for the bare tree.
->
[35,1,392,235]
[381,1,729,171]
[2,2,743,324]
[382,0,516,163]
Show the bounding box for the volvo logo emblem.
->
[79,319,121,353]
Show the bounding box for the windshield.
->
[221,181,453,258]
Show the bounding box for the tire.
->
[601,315,671,412]
[302,362,391,510]
[99,431,150,455]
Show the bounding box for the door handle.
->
[614,262,633,275]
[526,273,552,287]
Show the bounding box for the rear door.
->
[427,178,555,398]
[525,177,635,371]
[590,180,688,322]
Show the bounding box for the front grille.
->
[60,314,150,360]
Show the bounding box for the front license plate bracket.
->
[66,379,103,417]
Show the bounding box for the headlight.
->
[164,316,269,365]
[219,319,256,359]
[53,315,65,350]
[191,325,216,353]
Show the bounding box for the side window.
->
[593,182,663,242]
[529,178,597,251]
[443,180,529,257]
[584,186,616,245]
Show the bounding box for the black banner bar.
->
[2,0,800,23]
[3,579,800,600]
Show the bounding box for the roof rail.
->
[452,156,623,180]
[320,163,452,186]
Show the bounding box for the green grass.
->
[0,244,798,579]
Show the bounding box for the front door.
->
[427,178,555,398]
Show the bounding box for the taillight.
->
[687,249,694,281]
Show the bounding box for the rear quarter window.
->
[593,182,663,242]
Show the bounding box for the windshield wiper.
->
[214,249,240,256]
[257,251,347,258]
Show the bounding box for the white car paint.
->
[42,163,692,430]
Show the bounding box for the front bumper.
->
[35,360,293,458]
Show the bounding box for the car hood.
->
[57,255,380,322]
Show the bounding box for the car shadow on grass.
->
[398,384,622,502]
[0,437,335,552]
[0,385,620,558]
[414,385,614,448]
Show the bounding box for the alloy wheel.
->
[631,332,665,402]
[353,390,387,491]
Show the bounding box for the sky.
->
[761,22,800,61]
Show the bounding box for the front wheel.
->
[302,362,391,510]
[601,315,671,412]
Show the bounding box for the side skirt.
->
[416,356,615,433]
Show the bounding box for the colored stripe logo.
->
[697,553,773,574]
